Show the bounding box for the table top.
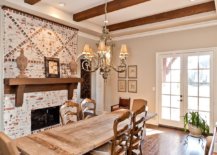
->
[15,111,156,155]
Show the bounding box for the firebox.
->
[31,106,60,131]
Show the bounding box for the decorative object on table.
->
[128,80,137,93]
[184,111,209,137]
[118,66,127,78]
[128,65,137,78]
[77,0,128,79]
[69,57,77,76]
[16,48,28,78]
[118,80,126,92]
[44,57,60,78]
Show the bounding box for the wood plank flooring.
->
[143,125,206,155]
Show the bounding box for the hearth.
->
[31,106,60,131]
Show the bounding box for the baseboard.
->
[159,124,185,131]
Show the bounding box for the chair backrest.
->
[0,132,19,155]
[119,97,130,108]
[129,104,147,155]
[111,110,131,155]
[131,99,147,113]
[80,98,96,119]
[60,101,80,125]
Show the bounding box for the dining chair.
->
[60,101,80,125]
[80,98,96,119]
[111,97,131,111]
[131,99,148,138]
[0,132,20,155]
[91,109,132,155]
[131,99,147,113]
[128,104,147,155]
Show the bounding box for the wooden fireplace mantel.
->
[4,78,83,107]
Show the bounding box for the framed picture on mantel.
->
[45,57,60,78]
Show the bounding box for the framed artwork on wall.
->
[118,66,127,78]
[118,80,126,92]
[128,80,137,93]
[44,57,60,78]
[128,65,137,78]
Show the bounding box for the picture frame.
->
[118,80,126,92]
[128,65,137,78]
[44,57,60,78]
[118,66,127,78]
[128,80,137,93]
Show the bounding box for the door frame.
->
[156,47,217,130]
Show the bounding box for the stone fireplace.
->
[4,90,68,138]
[2,7,79,139]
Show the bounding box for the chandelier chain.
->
[104,0,108,28]
[78,0,128,79]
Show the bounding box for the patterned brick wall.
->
[2,7,78,138]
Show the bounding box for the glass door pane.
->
[187,55,211,125]
[161,57,181,122]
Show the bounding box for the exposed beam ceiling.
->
[107,1,216,31]
[73,0,150,22]
[24,0,41,5]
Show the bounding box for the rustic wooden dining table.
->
[14,110,157,155]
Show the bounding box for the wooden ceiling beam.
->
[24,0,40,5]
[73,0,150,22]
[107,1,216,31]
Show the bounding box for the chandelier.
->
[78,0,128,79]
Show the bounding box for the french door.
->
[157,49,213,128]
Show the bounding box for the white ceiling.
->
[41,0,112,14]
[42,0,214,26]
[2,0,217,39]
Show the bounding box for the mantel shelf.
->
[4,78,83,107]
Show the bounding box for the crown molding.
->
[113,20,217,41]
[78,31,98,41]
[3,0,102,34]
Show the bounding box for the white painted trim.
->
[0,8,4,131]
[113,20,217,41]
[78,31,98,41]
[155,53,160,126]
[156,47,217,131]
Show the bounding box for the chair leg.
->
[139,145,142,155]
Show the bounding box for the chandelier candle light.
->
[78,0,128,79]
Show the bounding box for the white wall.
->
[105,26,217,125]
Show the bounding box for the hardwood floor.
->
[143,125,206,155]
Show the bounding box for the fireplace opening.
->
[31,106,60,131]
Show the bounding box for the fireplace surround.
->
[31,106,60,131]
